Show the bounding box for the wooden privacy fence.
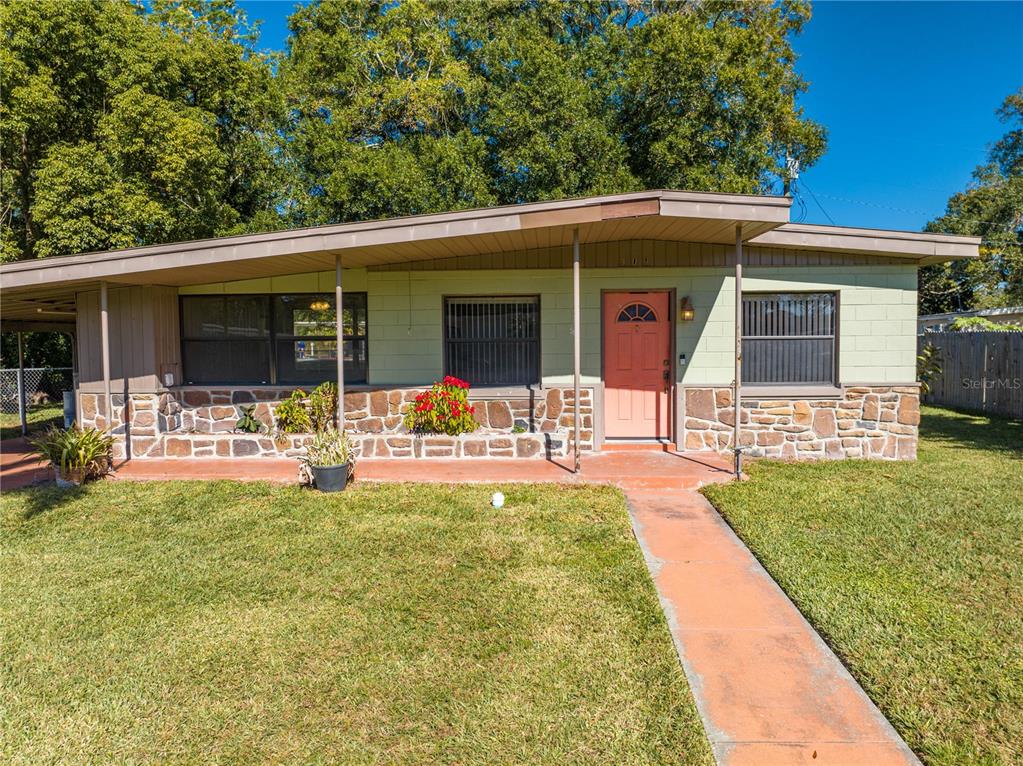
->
[918,332,1023,420]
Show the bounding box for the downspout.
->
[335,255,345,429]
[733,225,743,478]
[573,227,581,473]
[100,281,112,433]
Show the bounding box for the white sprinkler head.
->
[492,492,505,509]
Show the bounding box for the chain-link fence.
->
[0,367,73,414]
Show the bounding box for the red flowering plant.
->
[403,376,479,436]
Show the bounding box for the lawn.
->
[0,403,63,441]
[703,407,1023,766]
[0,481,712,765]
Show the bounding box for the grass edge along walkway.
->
[702,407,1023,766]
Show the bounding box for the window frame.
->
[179,292,369,386]
[740,291,840,388]
[179,294,273,386]
[442,294,542,387]
[272,293,369,387]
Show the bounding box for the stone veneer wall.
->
[683,385,920,460]
[78,386,593,459]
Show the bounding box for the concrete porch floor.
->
[0,439,918,765]
[0,439,736,491]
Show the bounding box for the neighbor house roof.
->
[918,306,1023,326]
[0,189,980,324]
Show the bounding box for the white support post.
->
[573,228,581,473]
[16,332,27,436]
[335,255,345,430]
[733,225,743,476]
[100,281,112,431]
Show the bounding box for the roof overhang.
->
[749,223,980,264]
[0,189,980,323]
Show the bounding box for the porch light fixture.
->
[309,299,331,312]
[679,296,695,322]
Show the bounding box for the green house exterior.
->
[0,190,978,462]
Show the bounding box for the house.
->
[918,305,1023,332]
[0,190,979,463]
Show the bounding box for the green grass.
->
[703,407,1023,766]
[0,481,712,765]
[0,404,63,441]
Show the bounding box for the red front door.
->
[603,292,671,439]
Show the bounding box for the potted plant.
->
[29,426,115,488]
[299,428,355,492]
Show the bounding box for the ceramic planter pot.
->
[311,463,350,492]
[55,467,85,489]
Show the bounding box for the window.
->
[444,296,540,386]
[180,293,368,385]
[617,302,657,322]
[274,294,368,385]
[181,295,271,384]
[742,293,837,385]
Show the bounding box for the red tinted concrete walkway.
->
[0,442,918,764]
[0,437,53,490]
[628,489,920,766]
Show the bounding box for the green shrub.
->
[29,426,114,484]
[917,343,942,395]
[307,382,338,432]
[948,316,1023,332]
[274,390,311,434]
[403,376,479,436]
[234,404,264,434]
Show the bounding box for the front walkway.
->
[0,441,918,765]
[628,488,919,766]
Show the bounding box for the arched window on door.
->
[617,302,657,322]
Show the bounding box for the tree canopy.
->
[2,0,825,261]
[0,0,285,262]
[282,0,825,225]
[920,89,1023,313]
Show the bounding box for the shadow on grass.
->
[18,483,88,520]
[921,407,1022,459]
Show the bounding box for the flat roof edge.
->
[0,189,792,275]
[750,223,981,259]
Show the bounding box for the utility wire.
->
[800,181,836,226]
[812,191,1017,231]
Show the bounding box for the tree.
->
[920,90,1023,313]
[0,0,285,262]
[283,0,826,225]
[0,332,72,369]
[2,0,827,256]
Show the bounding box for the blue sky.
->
[239,0,1022,232]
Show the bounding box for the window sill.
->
[171,383,541,397]
[740,385,844,400]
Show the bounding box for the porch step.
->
[601,441,675,452]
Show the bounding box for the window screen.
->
[180,293,368,385]
[181,296,271,384]
[444,296,540,386]
[742,293,837,385]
